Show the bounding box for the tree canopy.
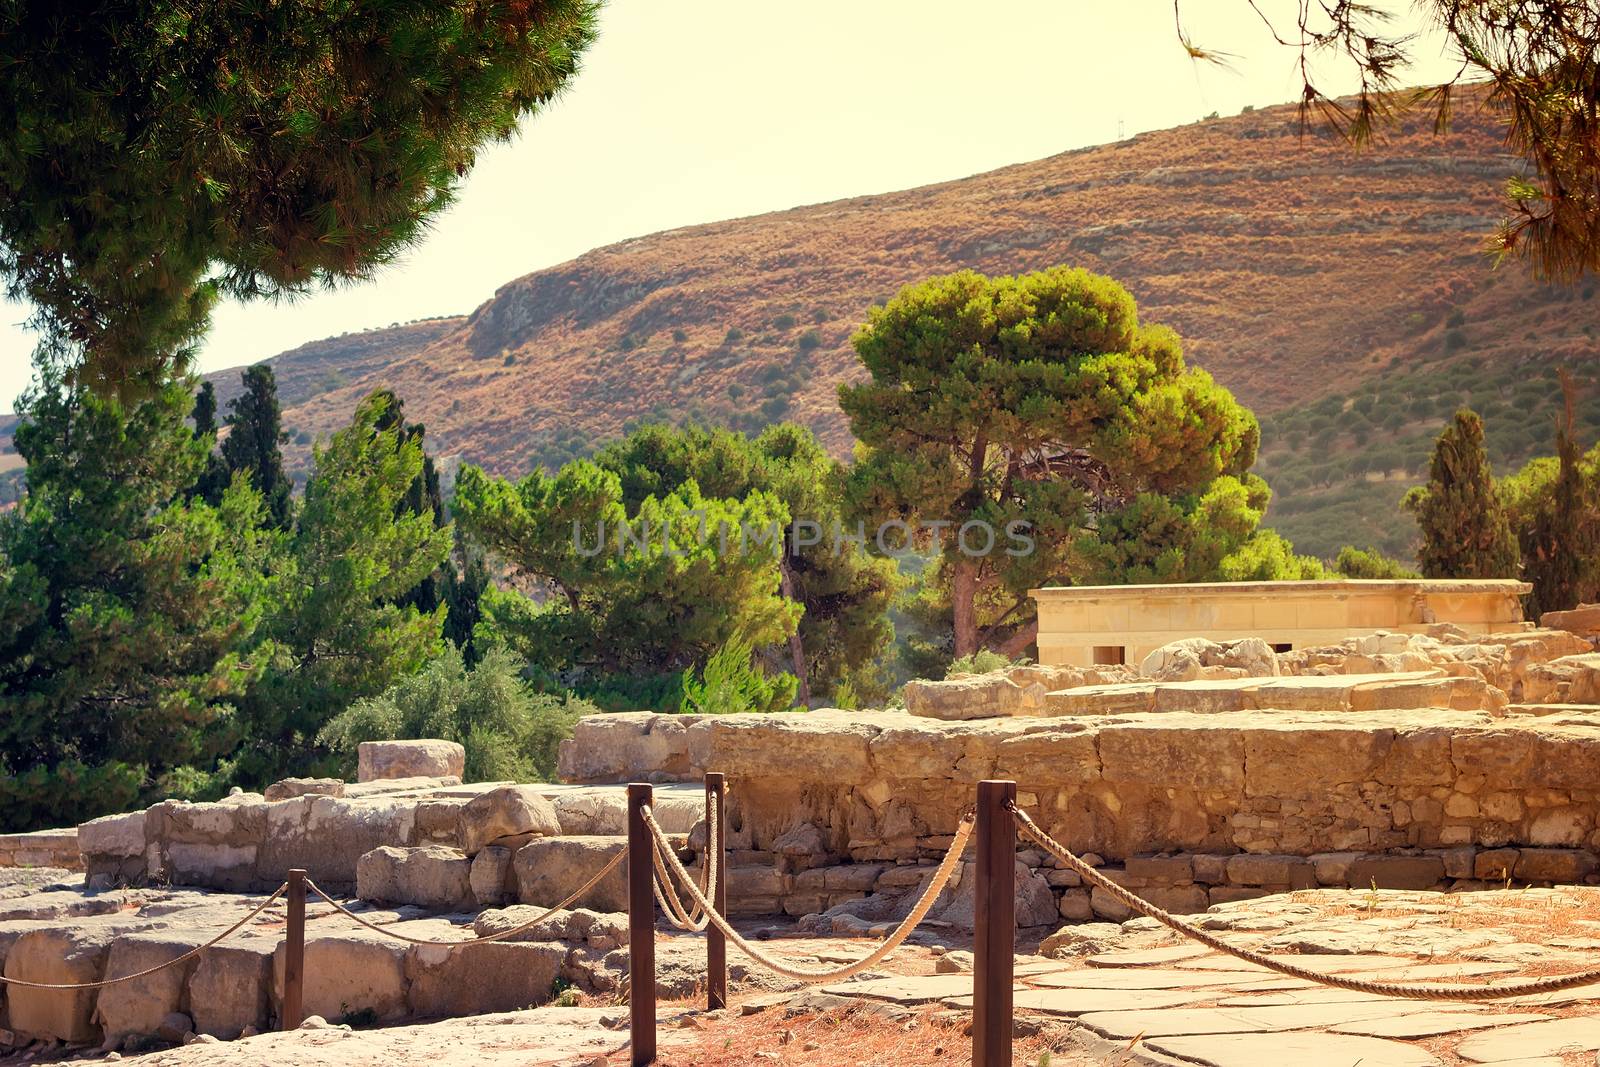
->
[1405,409,1520,579]
[0,0,598,395]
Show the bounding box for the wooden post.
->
[627,783,656,1066]
[282,868,306,1031]
[704,772,727,1011]
[972,781,1015,1067]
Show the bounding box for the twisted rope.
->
[0,883,288,989]
[1011,804,1600,1002]
[304,848,625,947]
[642,804,971,982]
[652,795,717,932]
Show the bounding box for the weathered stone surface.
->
[1541,603,1600,638]
[272,932,409,1024]
[1345,855,1446,891]
[356,846,473,911]
[263,778,345,803]
[457,786,561,856]
[258,795,418,886]
[1148,1032,1441,1067]
[95,933,198,1044]
[1513,847,1598,883]
[904,674,1046,720]
[467,846,515,907]
[357,740,465,783]
[188,941,273,1038]
[4,925,117,1042]
[405,941,565,1017]
[513,836,628,913]
[77,811,146,860]
[1142,637,1280,681]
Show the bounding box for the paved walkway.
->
[818,888,1600,1066]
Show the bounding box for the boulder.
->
[471,906,627,949]
[930,860,1057,930]
[94,933,198,1045]
[356,740,465,783]
[513,837,628,913]
[263,778,345,803]
[356,846,474,911]
[903,673,1047,721]
[405,941,566,1016]
[468,846,516,908]
[272,932,409,1024]
[1141,637,1279,681]
[188,941,273,1039]
[4,926,117,1042]
[458,786,561,856]
[1541,603,1600,639]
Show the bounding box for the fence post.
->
[704,771,727,1011]
[972,781,1015,1067]
[627,783,656,1066]
[282,868,306,1031]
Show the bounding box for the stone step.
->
[1043,671,1492,716]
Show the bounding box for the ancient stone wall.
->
[0,829,80,871]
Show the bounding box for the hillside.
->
[6,91,1599,554]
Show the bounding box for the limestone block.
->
[1088,885,1132,921]
[4,926,116,1042]
[262,778,345,803]
[188,941,273,1038]
[514,837,628,913]
[1309,852,1363,885]
[405,941,565,1017]
[458,786,561,856]
[77,811,146,860]
[1057,889,1093,921]
[469,846,516,908]
[258,795,417,886]
[1541,603,1600,639]
[471,906,625,947]
[357,739,465,783]
[772,822,828,859]
[1139,885,1210,914]
[412,799,466,845]
[690,712,876,781]
[1528,806,1591,847]
[1513,848,1598,883]
[1474,848,1519,881]
[95,933,198,1045]
[1345,855,1445,890]
[556,712,697,783]
[993,726,1101,785]
[1100,723,1244,791]
[356,846,473,911]
[1125,855,1194,885]
[1141,639,1215,682]
[1225,854,1314,888]
[903,673,1047,720]
[272,932,409,1024]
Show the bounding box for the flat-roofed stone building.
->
[1030,578,1530,667]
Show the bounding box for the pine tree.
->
[189,380,230,505]
[0,0,598,395]
[221,366,293,528]
[0,372,273,830]
[1405,409,1520,579]
[1520,373,1600,614]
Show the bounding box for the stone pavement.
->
[816,887,1600,1066]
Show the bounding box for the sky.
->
[0,1,1463,410]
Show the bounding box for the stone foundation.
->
[0,829,80,871]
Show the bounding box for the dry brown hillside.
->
[7,90,1597,553]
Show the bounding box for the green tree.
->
[591,422,898,703]
[1404,410,1520,579]
[0,375,273,830]
[188,380,230,504]
[219,366,293,529]
[0,0,598,396]
[1333,545,1421,580]
[233,391,452,782]
[317,645,596,783]
[1516,376,1600,615]
[840,267,1259,656]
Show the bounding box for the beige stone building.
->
[1030,578,1530,667]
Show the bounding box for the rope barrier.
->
[303,849,627,947]
[1009,803,1600,1002]
[641,804,972,983]
[652,797,716,932]
[0,883,288,990]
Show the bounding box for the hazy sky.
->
[0,2,1461,409]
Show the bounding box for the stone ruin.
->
[2,606,1599,1051]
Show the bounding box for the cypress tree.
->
[1520,373,1600,614]
[221,366,293,528]
[189,381,230,505]
[1405,409,1520,578]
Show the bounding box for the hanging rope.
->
[652,796,717,932]
[641,804,971,983]
[1011,803,1600,1002]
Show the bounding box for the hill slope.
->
[9,92,1600,553]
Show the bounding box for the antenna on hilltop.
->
[1117,119,1125,140]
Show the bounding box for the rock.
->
[1141,637,1279,681]
[273,933,409,1024]
[77,812,146,860]
[262,778,345,803]
[259,794,420,886]
[356,845,474,911]
[94,934,198,1046]
[471,906,626,947]
[929,860,1055,929]
[1039,922,1125,958]
[903,673,1047,720]
[405,941,566,1016]
[1345,855,1445,891]
[1141,639,1213,682]
[933,950,973,973]
[772,823,828,858]
[1217,637,1280,677]
[154,1012,193,1044]
[458,786,561,856]
[515,836,629,913]
[468,846,516,907]
[1514,848,1598,883]
[1541,603,1600,639]
[188,942,273,1039]
[356,739,465,783]
[4,926,121,1042]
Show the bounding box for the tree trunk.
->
[779,559,811,705]
[995,619,1038,660]
[951,556,980,658]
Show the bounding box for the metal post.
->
[627,783,656,1066]
[282,868,306,1031]
[704,772,727,1010]
[972,781,1015,1067]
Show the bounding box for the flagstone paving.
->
[815,887,1600,1065]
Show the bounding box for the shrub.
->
[671,328,688,343]
[772,313,797,330]
[724,327,744,344]
[1333,545,1419,579]
[317,645,598,782]
[944,649,1027,677]
[680,636,797,715]
[797,329,822,352]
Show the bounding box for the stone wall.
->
[0,828,80,871]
